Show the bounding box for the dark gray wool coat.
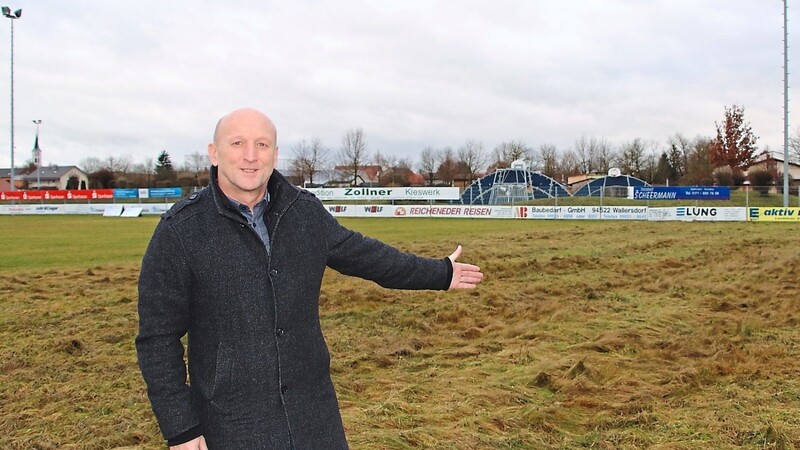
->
[136,167,453,449]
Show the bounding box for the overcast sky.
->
[0,0,797,171]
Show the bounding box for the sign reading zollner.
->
[305,187,461,201]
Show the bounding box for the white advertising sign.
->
[393,205,514,218]
[323,204,515,218]
[648,207,746,222]
[513,206,648,220]
[306,187,461,201]
[0,204,65,215]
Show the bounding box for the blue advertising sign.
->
[114,188,139,199]
[148,187,183,198]
[632,186,730,200]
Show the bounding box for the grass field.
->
[1,216,799,449]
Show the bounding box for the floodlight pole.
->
[783,0,790,207]
[3,6,21,192]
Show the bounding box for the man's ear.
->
[208,143,219,166]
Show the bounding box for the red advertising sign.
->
[0,189,115,201]
[0,191,24,200]
[43,190,68,200]
[21,191,45,200]
[65,189,114,200]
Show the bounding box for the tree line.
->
[295,105,796,189]
[49,105,799,190]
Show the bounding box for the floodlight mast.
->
[783,0,790,207]
[3,6,21,192]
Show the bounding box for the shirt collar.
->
[226,189,270,214]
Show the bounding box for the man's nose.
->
[243,142,258,161]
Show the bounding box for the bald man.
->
[136,108,483,449]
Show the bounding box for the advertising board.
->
[0,204,65,215]
[323,204,514,218]
[631,186,730,200]
[114,189,139,199]
[748,207,800,222]
[648,207,746,221]
[306,187,461,201]
[512,206,648,220]
[148,187,183,198]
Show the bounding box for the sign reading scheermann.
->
[305,187,461,201]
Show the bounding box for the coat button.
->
[270,268,278,276]
[276,328,284,337]
[189,193,198,200]
[281,385,288,394]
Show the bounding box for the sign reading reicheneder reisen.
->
[304,187,461,201]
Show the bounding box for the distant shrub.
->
[748,169,774,196]
[732,169,745,186]
[713,166,733,186]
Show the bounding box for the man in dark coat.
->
[136,108,484,449]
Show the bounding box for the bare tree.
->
[618,138,647,179]
[106,155,132,174]
[372,150,396,180]
[537,144,559,178]
[556,149,581,185]
[292,137,330,186]
[457,139,487,182]
[642,140,662,183]
[379,156,414,186]
[594,138,614,174]
[338,128,368,186]
[667,133,691,181]
[131,157,156,187]
[683,137,714,185]
[790,124,800,162]
[574,135,606,174]
[435,147,458,185]
[492,140,532,169]
[183,151,210,173]
[419,147,437,186]
[79,157,104,173]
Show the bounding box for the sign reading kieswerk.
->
[631,186,730,200]
[305,187,461,201]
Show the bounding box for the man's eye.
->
[231,141,242,146]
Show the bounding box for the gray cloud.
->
[0,0,796,170]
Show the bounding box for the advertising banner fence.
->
[1,203,793,223]
[321,205,649,220]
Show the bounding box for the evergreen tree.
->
[155,150,176,183]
